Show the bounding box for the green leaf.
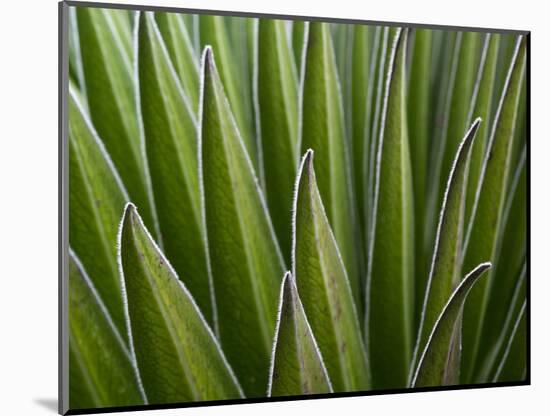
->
[366,28,414,389]
[69,249,145,409]
[155,12,200,113]
[68,88,129,337]
[256,18,299,261]
[118,203,244,403]
[493,301,527,383]
[464,34,500,225]
[200,46,285,397]
[476,263,525,382]
[411,118,481,383]
[461,36,526,383]
[137,12,214,325]
[292,20,306,72]
[293,150,370,392]
[200,15,257,167]
[408,29,432,323]
[411,262,492,388]
[350,24,372,236]
[437,32,481,216]
[474,150,526,378]
[268,272,333,397]
[76,7,157,232]
[300,22,361,310]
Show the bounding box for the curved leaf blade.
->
[68,88,129,337]
[461,36,526,382]
[76,7,156,231]
[118,203,244,403]
[300,22,361,310]
[410,119,481,379]
[293,150,370,392]
[366,28,414,389]
[268,272,333,397]
[200,46,285,397]
[411,262,492,388]
[69,249,145,409]
[137,12,214,325]
[256,18,299,260]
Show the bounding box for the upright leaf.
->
[118,204,243,403]
[464,34,499,224]
[200,15,256,166]
[256,19,299,260]
[410,119,481,379]
[300,22,361,310]
[366,28,414,389]
[200,47,285,396]
[293,150,370,392]
[411,263,492,387]
[476,264,525,382]
[69,89,128,337]
[493,302,527,383]
[155,12,200,112]
[475,150,526,377]
[137,12,214,325]
[69,250,145,409]
[76,7,156,231]
[408,29,432,322]
[292,20,306,72]
[437,32,481,212]
[350,24,372,236]
[268,272,333,397]
[461,36,526,383]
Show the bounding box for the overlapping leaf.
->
[200,46,285,397]
[461,36,526,382]
[300,22,361,309]
[410,119,481,380]
[76,7,156,231]
[411,263,491,387]
[68,88,129,337]
[268,272,333,397]
[366,28,414,389]
[69,249,145,409]
[293,150,370,392]
[256,18,299,260]
[118,203,244,403]
[137,12,214,325]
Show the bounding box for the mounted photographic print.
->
[59,1,529,414]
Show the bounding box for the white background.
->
[0,0,547,414]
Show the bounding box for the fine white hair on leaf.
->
[291,149,367,369]
[408,117,482,384]
[116,202,148,404]
[411,262,491,387]
[198,44,220,337]
[266,271,290,397]
[117,202,244,398]
[266,271,333,396]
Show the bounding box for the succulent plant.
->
[65,5,527,411]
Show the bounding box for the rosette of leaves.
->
[66,6,527,410]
